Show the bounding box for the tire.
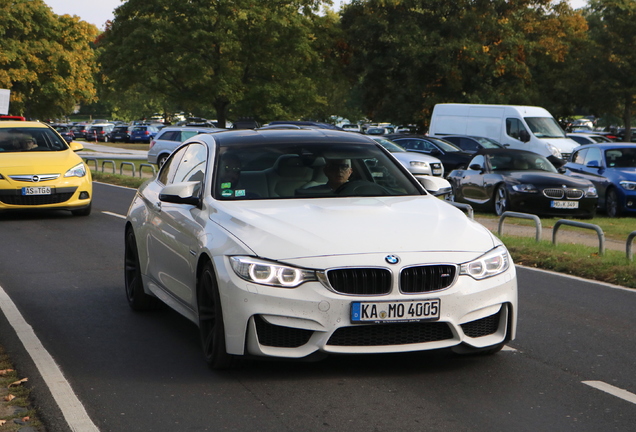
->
[124,228,161,311]
[605,187,622,217]
[197,261,233,369]
[493,184,509,216]
[157,154,168,167]
[104,135,109,142]
[71,202,92,216]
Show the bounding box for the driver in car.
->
[310,158,353,192]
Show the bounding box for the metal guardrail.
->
[626,231,636,261]
[552,219,605,256]
[448,202,474,219]
[101,160,116,174]
[120,161,135,176]
[84,157,157,179]
[498,211,542,242]
[139,163,156,178]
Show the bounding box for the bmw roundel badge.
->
[385,255,400,264]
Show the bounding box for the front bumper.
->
[0,176,92,211]
[213,253,517,359]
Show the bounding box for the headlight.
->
[230,256,317,288]
[459,246,510,280]
[586,186,598,197]
[64,162,87,178]
[620,181,636,191]
[409,161,429,168]
[547,143,562,159]
[512,184,538,193]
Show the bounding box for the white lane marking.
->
[583,381,636,405]
[0,286,100,431]
[102,211,126,219]
[502,345,517,352]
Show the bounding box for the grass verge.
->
[0,347,44,431]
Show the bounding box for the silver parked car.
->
[125,128,517,368]
[370,136,444,177]
[147,126,223,166]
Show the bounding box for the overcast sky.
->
[44,0,589,30]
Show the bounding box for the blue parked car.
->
[130,125,160,143]
[564,143,636,217]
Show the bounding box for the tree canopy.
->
[0,0,98,119]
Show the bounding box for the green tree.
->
[97,0,332,126]
[0,0,98,119]
[341,0,587,129]
[584,0,636,140]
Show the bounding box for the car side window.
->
[572,149,587,164]
[583,147,602,166]
[160,131,179,141]
[460,138,478,151]
[506,118,528,140]
[158,145,189,185]
[172,143,207,186]
[468,155,485,169]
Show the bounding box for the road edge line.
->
[582,380,636,405]
[0,285,100,431]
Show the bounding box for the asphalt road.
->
[0,182,634,431]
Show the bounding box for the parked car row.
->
[446,143,636,218]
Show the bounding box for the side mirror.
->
[69,141,84,152]
[586,161,601,169]
[159,181,201,206]
[469,164,483,171]
[418,176,452,197]
[429,148,442,156]
[519,130,531,142]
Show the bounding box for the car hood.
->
[0,150,83,174]
[541,137,579,154]
[605,167,636,181]
[209,196,496,260]
[502,170,593,187]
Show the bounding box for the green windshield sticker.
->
[235,189,246,197]
[221,189,233,197]
[221,182,232,189]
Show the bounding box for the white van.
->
[428,104,579,164]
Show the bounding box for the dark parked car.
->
[70,124,88,140]
[51,124,75,143]
[130,125,160,143]
[385,134,473,175]
[564,143,636,217]
[109,126,131,143]
[85,123,115,142]
[441,135,503,153]
[447,148,598,217]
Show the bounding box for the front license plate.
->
[551,200,579,209]
[432,169,442,175]
[351,299,440,323]
[22,186,51,196]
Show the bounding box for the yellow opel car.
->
[0,121,92,216]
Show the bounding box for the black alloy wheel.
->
[197,261,233,369]
[124,228,160,310]
[605,187,622,217]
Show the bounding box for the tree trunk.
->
[214,99,230,128]
[624,93,632,142]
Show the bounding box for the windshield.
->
[372,137,406,153]
[524,117,566,139]
[488,152,557,173]
[0,127,69,153]
[214,142,422,200]
[427,137,462,152]
[605,148,636,168]
[474,137,502,148]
